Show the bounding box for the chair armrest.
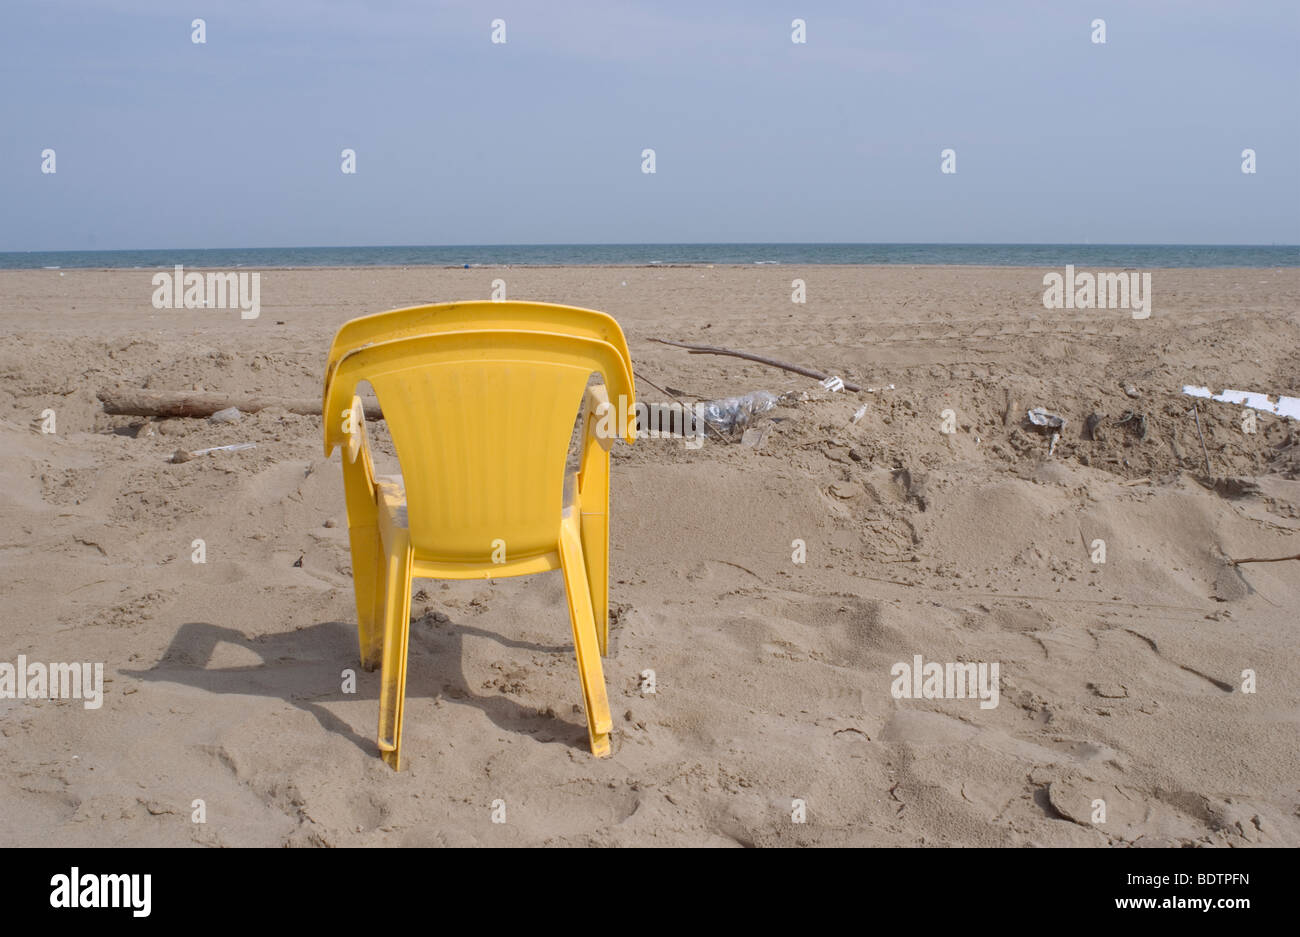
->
[583,384,617,453]
[341,394,376,503]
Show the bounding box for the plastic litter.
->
[209,407,243,424]
[170,442,257,463]
[700,390,779,434]
[192,442,256,456]
[1026,407,1067,430]
[1116,410,1148,439]
[1182,385,1300,421]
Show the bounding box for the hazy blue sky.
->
[2,0,1296,250]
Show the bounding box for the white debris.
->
[208,407,243,424]
[1027,407,1067,430]
[1182,386,1300,421]
[191,443,256,456]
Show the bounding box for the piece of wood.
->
[98,388,383,421]
[636,373,727,443]
[1230,553,1300,565]
[650,338,863,392]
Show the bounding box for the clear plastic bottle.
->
[700,390,779,434]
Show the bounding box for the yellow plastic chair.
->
[323,310,635,769]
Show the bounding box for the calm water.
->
[0,244,1296,270]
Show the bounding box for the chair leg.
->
[576,450,611,656]
[342,458,384,670]
[347,522,385,671]
[580,509,609,656]
[558,514,613,757]
[376,531,413,770]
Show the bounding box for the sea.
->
[0,244,1296,270]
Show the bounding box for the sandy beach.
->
[1,263,1297,847]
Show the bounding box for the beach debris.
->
[1002,391,1019,427]
[740,425,771,449]
[1195,475,1261,498]
[1183,385,1300,421]
[1124,385,1140,398]
[820,375,846,393]
[98,387,383,421]
[1228,551,1300,565]
[700,390,779,435]
[170,443,257,464]
[292,555,304,568]
[133,420,156,438]
[1026,407,1067,431]
[1048,432,1060,457]
[651,338,864,392]
[636,372,728,443]
[851,404,868,424]
[192,443,256,457]
[209,406,243,424]
[1084,412,1105,441]
[1116,410,1148,440]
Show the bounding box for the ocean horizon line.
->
[1,242,1297,271]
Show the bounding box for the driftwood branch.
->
[650,339,863,392]
[1230,553,1300,565]
[97,388,383,421]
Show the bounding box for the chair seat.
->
[372,472,569,580]
[375,472,579,530]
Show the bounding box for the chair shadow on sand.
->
[122,617,589,758]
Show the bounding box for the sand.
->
[1,264,1297,847]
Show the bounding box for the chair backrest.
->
[326,329,635,563]
[323,301,633,417]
